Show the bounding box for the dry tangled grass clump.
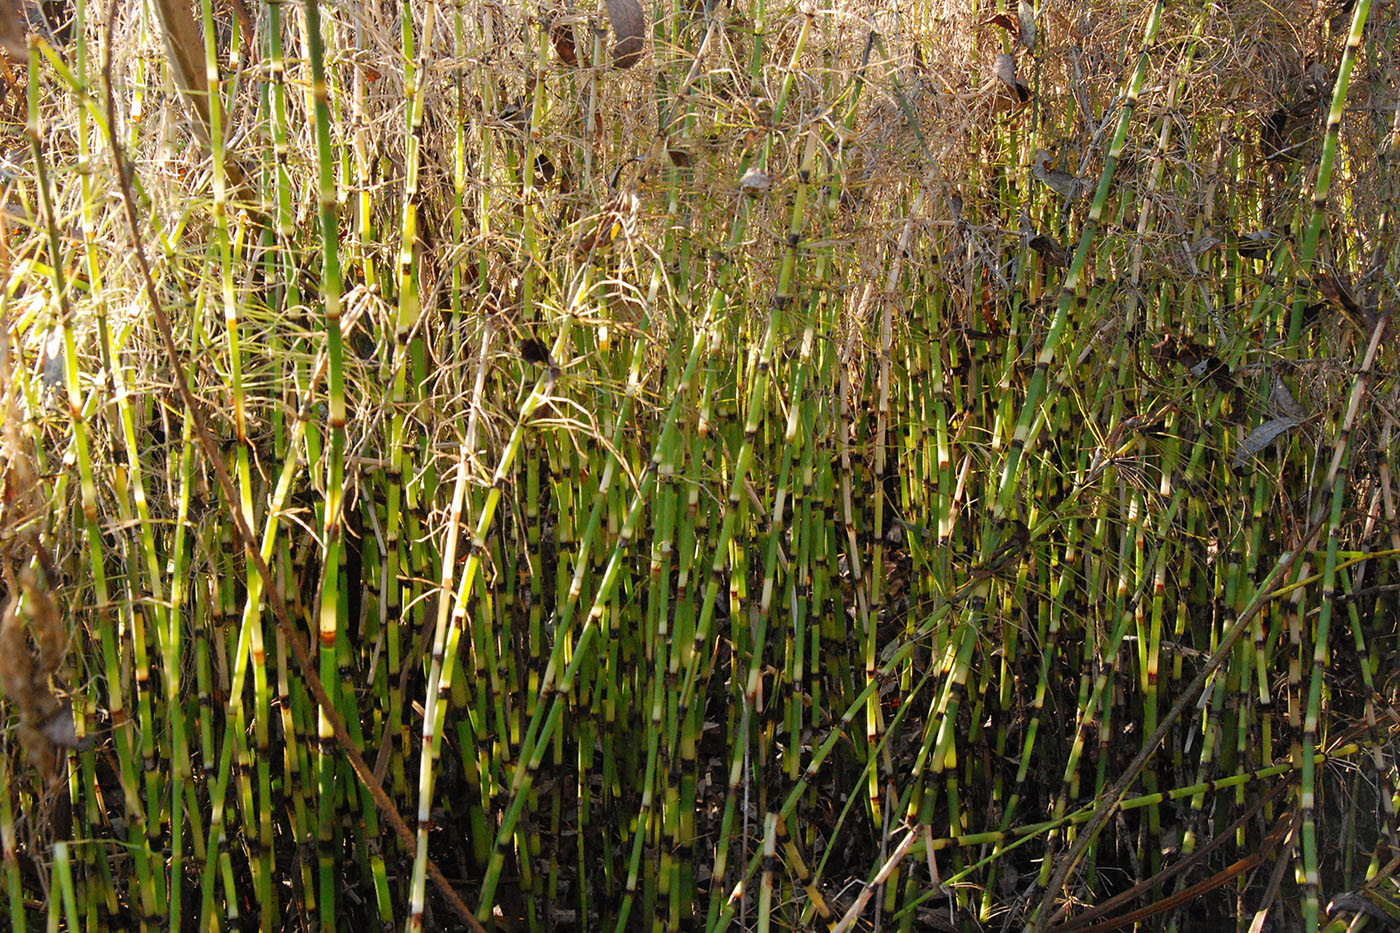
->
[11,1,1384,356]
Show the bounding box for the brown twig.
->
[1056,811,1295,933]
[1048,779,1291,932]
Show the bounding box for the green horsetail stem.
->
[388,6,433,923]
[197,0,275,918]
[30,37,158,923]
[405,438,472,930]
[1289,0,1374,348]
[1300,315,1389,930]
[302,0,350,921]
[72,0,193,919]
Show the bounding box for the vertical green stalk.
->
[29,38,156,924]
[1288,0,1373,347]
[303,0,348,924]
[1300,317,1388,931]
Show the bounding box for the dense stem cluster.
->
[0,1,1396,931]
